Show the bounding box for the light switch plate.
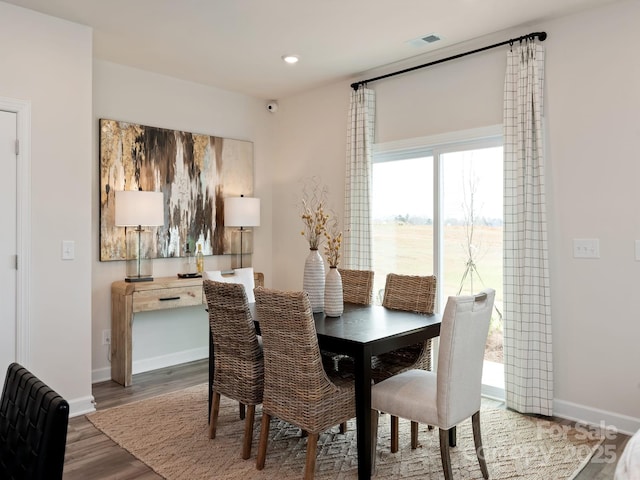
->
[573,238,599,259]
[62,240,75,260]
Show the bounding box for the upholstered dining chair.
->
[371,289,496,480]
[203,280,264,460]
[254,287,356,480]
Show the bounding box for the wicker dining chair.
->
[371,290,496,480]
[339,268,374,305]
[321,269,374,371]
[203,280,264,460]
[375,273,437,452]
[254,287,356,480]
[205,269,264,422]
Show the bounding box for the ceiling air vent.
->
[407,33,442,48]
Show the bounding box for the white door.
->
[0,110,17,387]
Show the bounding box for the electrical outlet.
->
[102,329,111,345]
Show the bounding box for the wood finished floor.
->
[63,359,629,479]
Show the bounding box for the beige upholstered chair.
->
[371,289,496,480]
[203,280,264,460]
[254,287,355,480]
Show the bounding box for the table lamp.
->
[115,190,164,282]
[224,195,260,268]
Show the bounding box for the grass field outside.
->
[373,223,503,362]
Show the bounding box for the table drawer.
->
[132,286,203,313]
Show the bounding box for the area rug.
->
[87,384,603,479]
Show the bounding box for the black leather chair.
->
[0,363,69,480]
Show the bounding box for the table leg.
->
[449,426,456,447]
[354,346,373,479]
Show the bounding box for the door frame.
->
[0,96,31,366]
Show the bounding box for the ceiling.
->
[4,0,620,99]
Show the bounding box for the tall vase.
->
[303,248,325,312]
[324,266,344,317]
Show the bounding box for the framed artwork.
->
[99,118,254,261]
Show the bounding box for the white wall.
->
[0,2,93,414]
[272,0,640,431]
[91,61,275,382]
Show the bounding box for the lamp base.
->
[125,276,154,283]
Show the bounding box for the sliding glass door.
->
[372,129,504,392]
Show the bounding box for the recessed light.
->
[282,55,299,64]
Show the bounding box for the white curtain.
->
[503,40,553,416]
[344,87,375,269]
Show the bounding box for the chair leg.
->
[439,428,454,480]
[256,412,271,470]
[208,392,221,439]
[239,402,246,420]
[241,405,256,460]
[390,415,399,453]
[304,433,319,480]
[411,421,419,449]
[472,411,489,479]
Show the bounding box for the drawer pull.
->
[159,296,181,301]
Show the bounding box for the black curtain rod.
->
[351,31,547,91]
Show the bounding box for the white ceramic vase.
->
[324,266,344,317]
[303,248,325,312]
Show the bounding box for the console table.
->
[111,276,204,386]
[111,272,264,387]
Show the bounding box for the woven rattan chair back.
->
[254,287,355,479]
[203,280,264,459]
[338,269,374,305]
[382,273,436,314]
[377,273,437,376]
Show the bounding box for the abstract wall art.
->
[99,118,254,261]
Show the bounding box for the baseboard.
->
[479,386,639,436]
[68,394,96,418]
[92,347,209,385]
[554,398,640,436]
[133,347,208,374]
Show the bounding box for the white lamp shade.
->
[224,196,260,227]
[115,190,165,227]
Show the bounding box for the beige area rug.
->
[87,384,602,479]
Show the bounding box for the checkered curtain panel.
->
[503,41,553,416]
[344,87,375,270]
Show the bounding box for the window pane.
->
[442,146,503,363]
[372,157,434,303]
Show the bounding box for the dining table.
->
[208,301,442,479]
